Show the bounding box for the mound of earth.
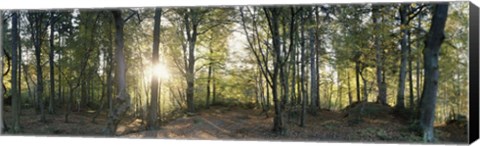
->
[342,102,395,125]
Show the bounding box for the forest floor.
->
[3,102,468,144]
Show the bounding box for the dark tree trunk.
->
[408,30,414,110]
[11,12,21,132]
[416,11,422,109]
[107,21,114,115]
[265,7,285,134]
[347,71,352,105]
[105,10,131,136]
[355,62,361,102]
[147,8,162,130]
[17,15,22,115]
[419,3,448,142]
[30,12,47,123]
[206,49,213,108]
[309,29,318,115]
[300,8,307,127]
[48,12,56,114]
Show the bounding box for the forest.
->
[0,2,470,144]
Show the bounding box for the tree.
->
[309,8,319,115]
[372,5,387,105]
[48,11,57,114]
[27,12,48,123]
[395,4,409,110]
[419,3,449,142]
[147,8,162,130]
[300,7,307,127]
[264,7,285,134]
[11,11,21,132]
[105,10,131,136]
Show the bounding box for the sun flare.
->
[146,63,170,80]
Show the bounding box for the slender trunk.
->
[373,6,387,105]
[32,13,46,123]
[355,62,361,102]
[309,29,318,115]
[212,74,216,104]
[396,4,409,110]
[416,11,422,108]
[290,40,296,107]
[147,8,161,130]
[48,12,55,114]
[362,75,368,101]
[11,12,21,132]
[17,16,22,115]
[206,49,212,108]
[300,9,307,127]
[419,3,448,142]
[408,30,414,110]
[347,71,352,105]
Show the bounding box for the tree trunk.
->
[105,10,131,136]
[11,12,21,132]
[17,16,22,115]
[107,27,114,116]
[147,8,162,130]
[408,29,414,110]
[206,49,212,108]
[48,12,56,114]
[347,71,352,105]
[184,9,199,113]
[309,29,318,115]
[265,7,284,134]
[419,3,448,142]
[396,4,409,110]
[0,11,3,133]
[373,6,387,105]
[300,9,307,127]
[355,62,361,102]
[416,11,422,109]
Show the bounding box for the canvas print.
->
[0,1,473,144]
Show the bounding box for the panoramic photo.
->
[0,1,470,144]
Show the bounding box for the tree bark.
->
[265,7,285,134]
[416,11,422,109]
[309,29,318,115]
[300,8,307,127]
[419,3,448,142]
[48,12,56,114]
[11,12,21,132]
[29,12,47,123]
[206,48,213,108]
[105,10,131,136]
[355,61,361,102]
[147,8,162,130]
[347,71,352,105]
[184,9,200,113]
[396,4,409,110]
[373,5,387,105]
